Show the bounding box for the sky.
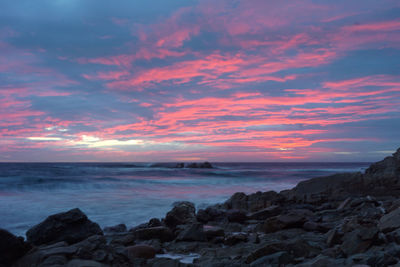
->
[0,0,399,162]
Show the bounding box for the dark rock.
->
[226,209,247,223]
[26,208,103,245]
[224,192,248,210]
[340,229,373,256]
[186,163,198,168]
[224,191,280,212]
[40,255,67,266]
[14,241,76,267]
[247,191,281,212]
[134,226,174,242]
[363,148,400,195]
[148,257,192,267]
[175,163,185,168]
[196,209,210,223]
[224,232,248,246]
[165,202,196,228]
[366,251,398,267]
[247,205,281,220]
[148,218,162,227]
[72,235,106,259]
[184,161,213,168]
[387,228,400,244]
[245,239,319,264]
[125,245,156,260]
[249,251,293,266]
[262,209,314,233]
[199,161,213,168]
[109,233,135,246]
[285,172,364,203]
[92,249,107,261]
[365,148,400,178]
[203,206,226,221]
[66,259,107,267]
[41,244,77,257]
[337,197,353,210]
[326,228,342,247]
[129,222,148,232]
[103,224,127,233]
[358,226,379,241]
[204,225,225,240]
[297,255,345,267]
[0,229,31,266]
[176,223,206,242]
[303,221,331,233]
[378,207,400,233]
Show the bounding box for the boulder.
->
[26,208,103,245]
[378,207,400,233]
[176,223,206,242]
[185,162,213,168]
[248,205,281,220]
[204,225,225,240]
[224,232,248,246]
[386,228,400,244]
[262,209,314,233]
[0,229,31,266]
[224,192,248,210]
[247,191,281,212]
[285,172,364,203]
[109,233,135,246]
[196,209,211,223]
[103,224,127,233]
[203,206,226,221]
[224,191,281,211]
[134,226,174,242]
[340,229,373,256]
[125,245,156,260]
[164,202,196,228]
[148,218,162,227]
[199,161,213,168]
[226,209,247,223]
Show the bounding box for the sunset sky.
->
[1,0,399,162]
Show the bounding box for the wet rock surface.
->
[6,148,400,266]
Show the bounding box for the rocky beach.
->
[2,148,400,267]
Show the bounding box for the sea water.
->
[0,162,369,236]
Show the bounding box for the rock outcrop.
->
[175,162,213,168]
[0,229,31,266]
[26,208,103,246]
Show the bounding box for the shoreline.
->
[1,148,400,266]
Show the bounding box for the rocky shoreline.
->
[2,148,400,266]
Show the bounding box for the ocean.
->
[0,162,370,237]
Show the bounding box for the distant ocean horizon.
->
[0,162,370,237]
